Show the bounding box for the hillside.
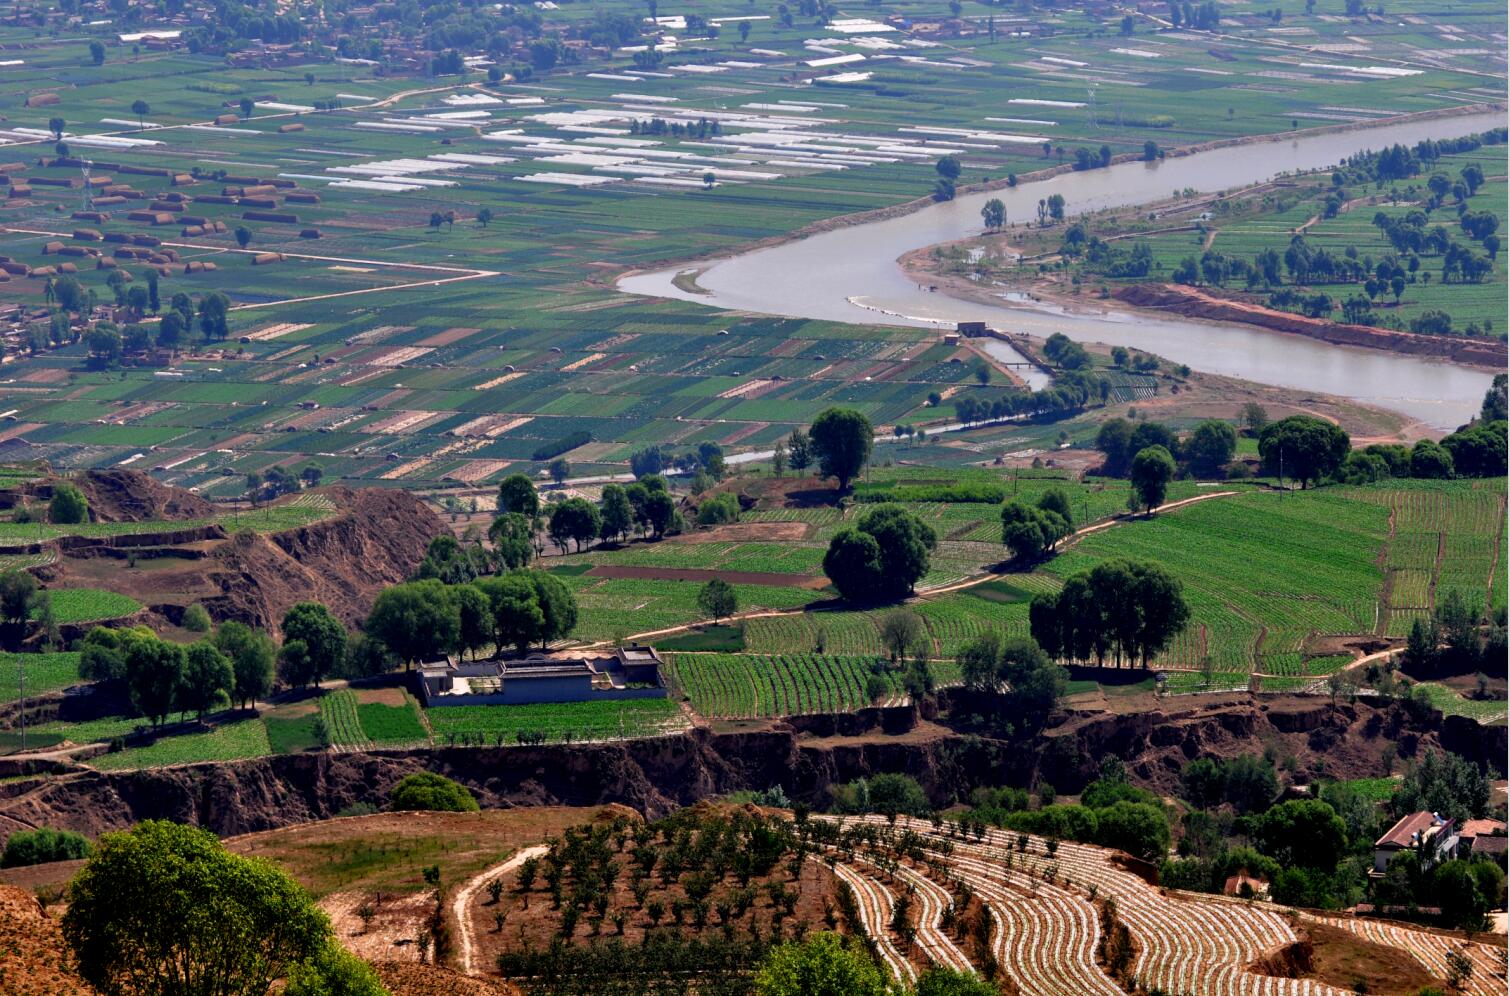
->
[4,470,446,632]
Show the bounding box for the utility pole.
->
[17,656,24,753]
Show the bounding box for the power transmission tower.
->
[80,158,93,211]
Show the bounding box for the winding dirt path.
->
[450,844,548,976]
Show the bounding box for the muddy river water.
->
[620,111,1505,429]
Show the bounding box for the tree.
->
[64,821,333,996]
[453,583,493,660]
[281,602,346,687]
[1481,373,1507,422]
[1185,420,1237,478]
[1409,439,1455,479]
[808,407,873,491]
[822,504,937,603]
[1000,500,1069,563]
[697,578,738,623]
[239,97,254,118]
[879,608,926,662]
[88,40,105,65]
[480,573,546,654]
[1251,799,1347,871]
[277,640,315,689]
[1095,801,1171,863]
[787,428,812,473]
[390,772,479,812]
[1441,419,1506,478]
[177,642,234,720]
[235,226,253,250]
[497,473,540,518]
[284,942,387,996]
[131,99,150,129]
[488,512,535,571]
[126,636,184,727]
[49,116,65,140]
[215,620,276,709]
[822,528,885,604]
[476,207,494,228]
[197,291,230,339]
[2,827,91,868]
[85,326,122,369]
[549,497,601,553]
[0,569,37,627]
[548,458,570,486]
[1031,560,1189,668]
[1258,415,1350,488]
[957,632,1065,731]
[365,579,460,664]
[644,490,677,538]
[754,933,889,996]
[935,155,962,181]
[49,482,88,524]
[599,484,633,544]
[156,311,185,352]
[1129,445,1177,514]
[980,198,1005,231]
[914,967,999,996]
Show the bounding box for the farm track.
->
[822,815,1507,995]
[450,844,548,977]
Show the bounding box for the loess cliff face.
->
[0,695,1497,840]
[200,486,446,632]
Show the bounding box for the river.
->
[620,111,1506,430]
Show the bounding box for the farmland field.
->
[425,698,690,744]
[0,0,1500,490]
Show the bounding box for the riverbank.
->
[613,102,1504,286]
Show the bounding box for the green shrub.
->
[49,483,88,525]
[389,772,479,813]
[2,827,92,867]
[182,604,211,633]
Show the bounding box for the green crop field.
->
[425,699,690,744]
[89,717,273,770]
[0,0,1498,491]
[667,652,962,718]
[0,651,82,704]
[37,588,142,624]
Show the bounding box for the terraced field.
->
[821,814,1507,995]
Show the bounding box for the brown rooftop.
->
[1375,811,1448,850]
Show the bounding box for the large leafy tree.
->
[1030,559,1189,668]
[855,504,936,594]
[488,512,535,571]
[808,407,873,491]
[1258,415,1350,488]
[281,602,346,687]
[364,579,460,664]
[754,933,889,996]
[1129,445,1177,514]
[126,637,185,727]
[478,572,547,654]
[821,528,884,603]
[179,642,233,720]
[63,821,334,995]
[548,497,601,552]
[497,473,539,518]
[1184,419,1237,478]
[214,620,276,709]
[599,483,634,543]
[822,504,936,602]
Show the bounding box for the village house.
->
[415,643,666,707]
[1456,818,1508,861]
[1373,811,1458,874]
